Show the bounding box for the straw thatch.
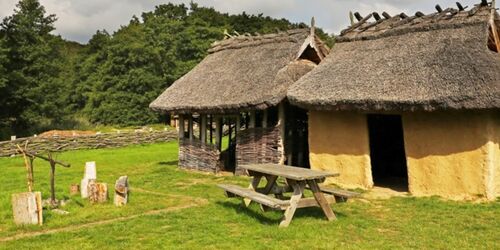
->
[288,4,500,112]
[150,28,327,114]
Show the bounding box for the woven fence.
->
[235,126,283,174]
[0,130,178,157]
[178,139,222,173]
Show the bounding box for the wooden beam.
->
[490,0,500,53]
[188,115,194,141]
[340,13,373,35]
[262,110,268,128]
[228,117,233,148]
[435,4,443,13]
[178,115,185,139]
[278,103,286,165]
[382,12,391,19]
[215,116,222,151]
[209,116,213,144]
[249,111,256,128]
[353,12,363,21]
[236,115,241,132]
[200,115,207,144]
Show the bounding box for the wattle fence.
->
[0,130,178,157]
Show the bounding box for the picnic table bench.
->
[218,164,359,227]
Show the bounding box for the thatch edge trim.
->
[288,94,500,112]
[335,20,488,43]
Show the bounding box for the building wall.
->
[308,111,373,189]
[403,111,500,200]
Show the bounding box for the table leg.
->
[279,180,305,227]
[244,175,262,207]
[307,180,336,221]
[262,175,278,194]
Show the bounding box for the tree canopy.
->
[0,0,334,139]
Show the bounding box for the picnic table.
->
[218,164,358,227]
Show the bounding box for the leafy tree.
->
[0,0,335,137]
[0,0,63,135]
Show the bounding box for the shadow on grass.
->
[158,160,178,166]
[216,201,347,225]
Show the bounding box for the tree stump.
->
[88,180,108,204]
[70,184,80,196]
[114,176,129,206]
[11,192,43,225]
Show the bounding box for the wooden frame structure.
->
[151,19,330,174]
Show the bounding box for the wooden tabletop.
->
[240,164,339,181]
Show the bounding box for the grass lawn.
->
[0,142,498,249]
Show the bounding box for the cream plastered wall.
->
[308,111,373,189]
[403,111,499,200]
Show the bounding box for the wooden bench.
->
[218,184,290,210]
[318,187,360,202]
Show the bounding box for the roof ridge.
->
[338,2,494,41]
[209,28,309,53]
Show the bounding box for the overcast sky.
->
[0,0,481,43]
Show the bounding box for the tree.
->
[0,0,63,136]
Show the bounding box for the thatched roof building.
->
[288,4,500,111]
[151,28,328,114]
[150,23,329,174]
[287,2,500,201]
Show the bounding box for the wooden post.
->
[188,115,194,141]
[278,102,286,165]
[200,115,207,144]
[178,115,185,139]
[48,152,57,206]
[215,116,222,151]
[262,110,268,128]
[249,111,256,128]
[236,115,241,132]
[491,0,500,52]
[228,117,233,148]
[209,115,213,144]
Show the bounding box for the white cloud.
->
[0,0,481,43]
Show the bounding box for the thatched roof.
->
[150,27,328,114]
[288,3,500,112]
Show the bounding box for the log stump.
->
[114,176,129,206]
[11,192,43,225]
[88,180,108,204]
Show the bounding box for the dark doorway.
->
[367,114,408,191]
[285,104,310,168]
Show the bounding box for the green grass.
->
[0,142,498,249]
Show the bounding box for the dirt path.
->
[0,191,208,243]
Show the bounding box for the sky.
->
[0,0,482,43]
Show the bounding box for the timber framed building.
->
[151,21,329,174]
